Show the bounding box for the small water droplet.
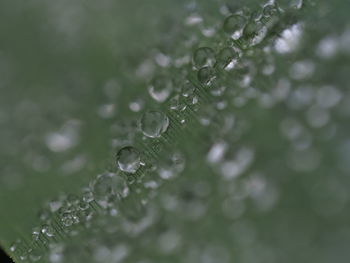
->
[140,111,169,138]
[116,146,141,174]
[148,76,173,103]
[41,224,55,237]
[29,248,42,262]
[197,67,217,86]
[193,47,216,68]
[61,213,74,227]
[158,152,186,180]
[223,14,246,39]
[32,227,41,241]
[216,47,238,70]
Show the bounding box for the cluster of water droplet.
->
[10,0,350,261]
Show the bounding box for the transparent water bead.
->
[216,47,238,70]
[93,173,114,199]
[198,67,217,86]
[148,75,173,103]
[140,111,169,138]
[116,146,141,174]
[181,81,196,97]
[41,224,55,237]
[158,152,186,180]
[193,47,216,68]
[60,212,75,227]
[223,14,246,39]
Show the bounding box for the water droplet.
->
[169,95,187,111]
[41,224,55,237]
[158,152,186,180]
[82,189,94,203]
[262,4,278,17]
[197,67,217,86]
[93,173,114,200]
[193,47,216,68]
[181,81,196,97]
[61,213,74,227]
[116,146,141,174]
[32,227,41,241]
[223,14,246,39]
[29,248,42,262]
[148,76,173,103]
[140,111,169,138]
[216,47,238,70]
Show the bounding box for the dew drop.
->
[32,227,41,241]
[116,146,141,174]
[61,213,74,227]
[148,76,173,103]
[158,152,186,180]
[223,14,246,39]
[41,224,55,237]
[82,189,94,203]
[197,66,217,86]
[181,81,196,97]
[193,47,216,68]
[216,47,238,70]
[29,248,42,262]
[93,173,114,199]
[140,111,169,138]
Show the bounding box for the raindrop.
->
[116,146,141,174]
[140,111,169,138]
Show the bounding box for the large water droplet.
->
[116,146,141,174]
[140,111,169,138]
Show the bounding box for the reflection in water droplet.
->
[116,146,141,174]
[140,111,169,138]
